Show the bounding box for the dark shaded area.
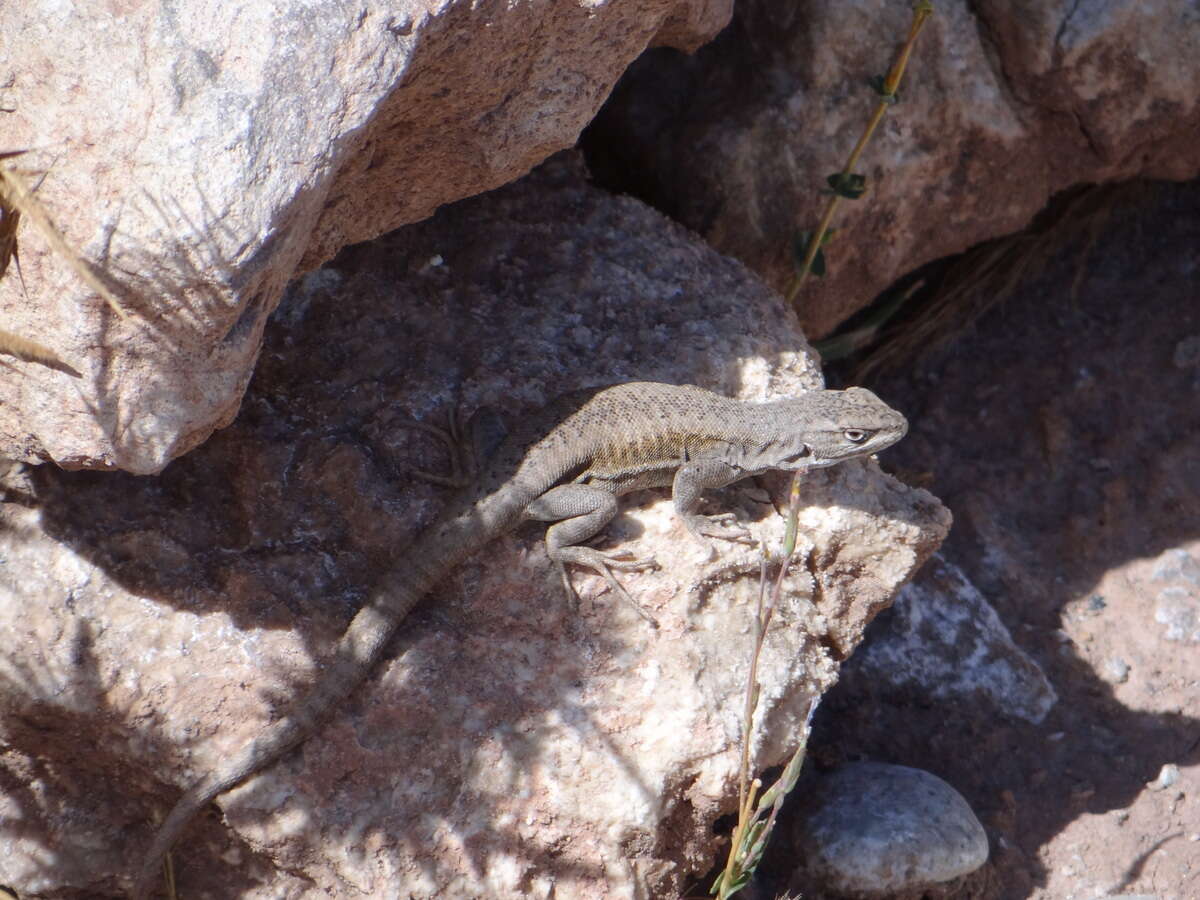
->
[751,179,1200,898]
[582,4,805,227]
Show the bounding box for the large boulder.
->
[0,0,730,473]
[587,0,1200,336]
[0,158,948,899]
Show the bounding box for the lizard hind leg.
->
[526,484,659,627]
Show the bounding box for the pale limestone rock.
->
[0,161,949,898]
[0,0,730,474]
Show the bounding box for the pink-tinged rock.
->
[0,0,731,474]
[588,0,1200,336]
[0,160,949,898]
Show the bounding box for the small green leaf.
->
[711,864,753,896]
[826,172,867,199]
[793,229,836,278]
[731,821,772,881]
[711,867,752,896]
[913,0,934,14]
[710,870,725,895]
[791,230,812,268]
[810,247,827,277]
[869,74,899,104]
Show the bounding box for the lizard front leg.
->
[671,458,756,548]
[525,484,659,624]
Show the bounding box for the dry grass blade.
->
[0,328,82,377]
[0,158,130,321]
[0,152,82,376]
[852,182,1129,381]
[0,197,18,282]
[0,150,24,282]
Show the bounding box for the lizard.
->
[133,380,908,897]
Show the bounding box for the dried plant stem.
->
[713,472,808,899]
[0,329,80,376]
[786,2,934,306]
[0,162,130,321]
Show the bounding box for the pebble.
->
[1101,656,1131,684]
[1145,763,1179,791]
[795,762,989,897]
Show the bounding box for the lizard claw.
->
[554,547,660,628]
[599,549,660,571]
[684,512,755,546]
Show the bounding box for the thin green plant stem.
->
[786,2,934,306]
[734,559,769,824]
[714,471,805,899]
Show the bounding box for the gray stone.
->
[843,553,1057,724]
[1145,764,1180,792]
[1101,656,1131,685]
[1152,549,1200,643]
[797,762,989,897]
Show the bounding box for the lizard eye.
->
[843,429,869,444]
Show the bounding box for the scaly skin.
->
[134,382,907,897]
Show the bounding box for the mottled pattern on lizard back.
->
[561,384,757,490]
[505,382,906,495]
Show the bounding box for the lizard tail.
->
[132,574,434,899]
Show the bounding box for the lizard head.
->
[749,386,908,471]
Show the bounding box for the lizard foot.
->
[684,512,755,545]
[554,546,660,628]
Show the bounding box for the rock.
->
[796,180,1200,900]
[1152,548,1200,643]
[841,553,1058,724]
[0,0,731,474]
[1100,656,1130,685]
[587,0,1200,337]
[0,158,950,898]
[793,762,989,897]
[1145,764,1180,792]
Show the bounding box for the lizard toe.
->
[553,546,660,628]
[686,513,755,545]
